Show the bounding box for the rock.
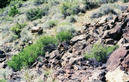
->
[104,38,117,45]
[106,47,128,71]
[31,27,43,33]
[106,67,129,82]
[44,44,57,53]
[98,17,107,24]
[0,50,5,58]
[70,34,88,45]
[0,50,6,63]
[108,23,123,40]
[0,62,6,68]
[127,5,129,12]
[121,54,129,72]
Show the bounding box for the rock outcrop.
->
[2,5,129,82]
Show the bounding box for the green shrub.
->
[56,30,72,42]
[8,35,57,71]
[7,33,19,42]
[83,0,99,10]
[10,23,26,37]
[47,20,57,28]
[26,7,49,21]
[8,30,73,71]
[60,2,80,17]
[0,79,6,82]
[8,5,19,17]
[84,44,118,63]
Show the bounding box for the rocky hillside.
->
[0,0,129,82]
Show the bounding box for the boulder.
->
[106,47,128,71]
[106,67,129,82]
[31,27,43,33]
[121,54,129,72]
[70,34,88,45]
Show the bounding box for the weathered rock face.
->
[106,67,129,82]
[106,47,128,71]
[106,46,129,82]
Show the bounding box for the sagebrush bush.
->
[26,7,49,21]
[47,20,57,28]
[91,6,117,18]
[0,79,6,82]
[83,0,99,10]
[56,30,73,42]
[9,0,23,8]
[8,30,73,71]
[8,5,19,17]
[10,23,26,37]
[33,0,47,5]
[8,35,57,71]
[7,33,19,42]
[93,0,118,4]
[60,2,80,17]
[84,44,118,63]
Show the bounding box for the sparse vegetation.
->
[8,5,19,17]
[0,79,6,82]
[10,23,26,37]
[60,2,80,17]
[83,0,99,10]
[56,30,73,42]
[8,30,73,71]
[33,0,47,5]
[0,0,128,81]
[8,35,57,71]
[91,6,117,18]
[47,20,58,28]
[84,43,118,63]
[26,7,49,21]
[121,0,129,3]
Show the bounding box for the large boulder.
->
[106,67,129,82]
[106,47,128,71]
[31,27,43,34]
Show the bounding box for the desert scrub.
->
[47,20,58,28]
[8,5,19,17]
[7,33,19,42]
[8,35,58,71]
[0,79,6,82]
[8,30,74,71]
[60,2,80,17]
[9,0,23,8]
[10,23,26,37]
[83,0,99,10]
[120,0,129,3]
[56,30,73,42]
[33,0,47,5]
[91,6,117,18]
[26,7,49,21]
[84,44,118,63]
